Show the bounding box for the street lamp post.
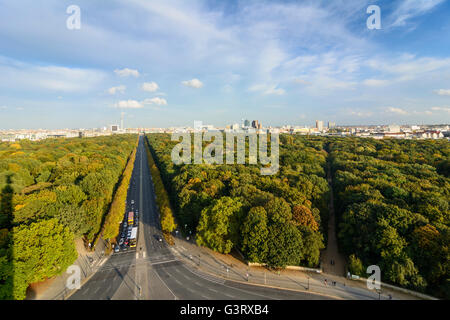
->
[376,289,381,300]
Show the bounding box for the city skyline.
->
[0,0,450,129]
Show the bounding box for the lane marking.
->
[152,268,178,300]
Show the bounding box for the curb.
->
[63,255,111,300]
[171,246,344,300]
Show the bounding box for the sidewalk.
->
[27,238,110,300]
[170,235,421,300]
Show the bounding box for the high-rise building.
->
[244,119,250,127]
[328,122,336,129]
[251,120,259,129]
[316,120,324,131]
[110,125,119,132]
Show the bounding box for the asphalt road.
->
[70,135,335,300]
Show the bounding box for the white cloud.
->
[363,79,390,87]
[294,79,311,85]
[114,68,140,77]
[0,58,106,93]
[348,110,373,118]
[142,97,167,106]
[386,107,408,115]
[0,105,7,109]
[434,89,450,96]
[182,78,203,88]
[108,85,126,95]
[249,84,285,95]
[114,100,143,109]
[390,0,445,27]
[431,106,450,113]
[142,82,159,92]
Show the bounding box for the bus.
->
[128,212,134,225]
[129,227,138,248]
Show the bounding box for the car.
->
[119,238,124,246]
[131,200,134,205]
[114,246,120,253]
[123,221,127,228]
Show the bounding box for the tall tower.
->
[121,112,125,131]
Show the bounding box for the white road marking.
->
[152,268,177,300]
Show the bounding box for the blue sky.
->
[0,0,449,129]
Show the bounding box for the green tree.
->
[12,219,77,300]
[240,206,269,263]
[196,197,243,254]
[298,225,324,267]
[348,254,364,277]
[265,223,304,268]
[264,197,292,225]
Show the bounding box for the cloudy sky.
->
[0,0,449,129]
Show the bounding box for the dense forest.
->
[147,133,449,298]
[329,138,449,298]
[146,133,329,269]
[0,134,137,299]
[0,132,447,299]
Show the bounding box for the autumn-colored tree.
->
[12,219,77,300]
[292,205,319,231]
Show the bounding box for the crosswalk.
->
[185,267,226,285]
[98,256,180,272]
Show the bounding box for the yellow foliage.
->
[101,137,139,240]
[145,138,177,234]
[15,204,25,211]
[8,163,21,172]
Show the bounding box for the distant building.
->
[316,120,324,132]
[110,125,119,132]
[231,123,240,131]
[251,120,259,129]
[413,131,444,139]
[328,122,336,129]
[388,124,400,133]
[244,119,250,127]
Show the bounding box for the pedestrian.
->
[324,279,327,286]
